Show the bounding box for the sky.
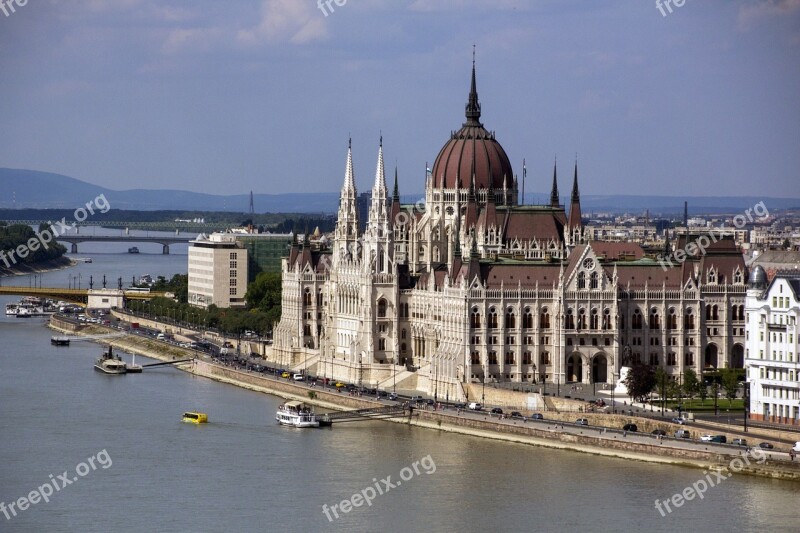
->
[0,0,798,200]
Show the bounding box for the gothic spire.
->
[571,158,579,203]
[567,158,583,230]
[392,166,399,201]
[550,157,560,207]
[373,136,386,196]
[343,137,356,193]
[464,46,482,126]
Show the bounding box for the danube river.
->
[1,240,798,532]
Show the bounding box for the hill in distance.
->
[1,167,798,215]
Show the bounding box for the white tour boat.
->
[276,401,319,428]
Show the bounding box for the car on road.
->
[623,423,638,432]
[701,435,726,443]
[651,429,666,436]
[334,382,346,389]
[426,399,435,406]
[280,371,291,379]
[491,408,503,415]
[388,392,398,401]
[468,402,482,410]
[700,434,715,442]
[671,417,686,425]
[510,411,522,418]
[758,442,775,450]
[293,373,304,381]
[529,413,544,420]
[731,438,748,447]
[575,418,589,426]
[453,402,467,409]
[793,441,800,452]
[674,429,690,439]
[411,395,424,403]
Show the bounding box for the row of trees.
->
[128,272,283,337]
[624,365,743,405]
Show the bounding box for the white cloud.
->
[237,0,328,46]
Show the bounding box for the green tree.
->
[698,381,709,404]
[720,367,739,405]
[624,363,657,403]
[245,271,282,312]
[682,369,699,400]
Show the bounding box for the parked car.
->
[491,407,503,415]
[388,392,398,401]
[671,417,686,425]
[710,435,727,444]
[674,429,690,439]
[651,429,666,436]
[575,418,589,426]
[468,402,482,410]
[280,371,291,379]
[700,434,715,442]
[758,442,775,450]
[292,373,304,381]
[623,423,638,432]
[453,402,467,409]
[529,413,544,420]
[510,411,522,418]
[731,438,748,447]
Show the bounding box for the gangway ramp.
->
[315,404,410,426]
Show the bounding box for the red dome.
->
[430,63,514,190]
[431,125,513,190]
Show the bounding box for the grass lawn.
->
[663,398,745,412]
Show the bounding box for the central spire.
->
[464,46,482,126]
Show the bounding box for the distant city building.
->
[745,266,800,425]
[188,233,248,308]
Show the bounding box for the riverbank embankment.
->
[49,316,800,481]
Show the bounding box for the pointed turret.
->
[550,157,560,207]
[567,160,582,230]
[344,137,356,193]
[334,138,360,263]
[464,49,482,126]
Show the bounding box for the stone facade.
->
[273,66,747,399]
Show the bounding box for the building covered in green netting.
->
[234,233,294,281]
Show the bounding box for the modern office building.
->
[188,233,248,308]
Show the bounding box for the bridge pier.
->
[71,243,78,253]
[162,244,170,255]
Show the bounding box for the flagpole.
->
[522,158,526,206]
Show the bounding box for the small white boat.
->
[276,401,319,428]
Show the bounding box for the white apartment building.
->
[745,266,800,425]
[188,233,248,308]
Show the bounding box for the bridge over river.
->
[54,234,193,254]
[0,285,169,304]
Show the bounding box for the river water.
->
[1,232,798,532]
